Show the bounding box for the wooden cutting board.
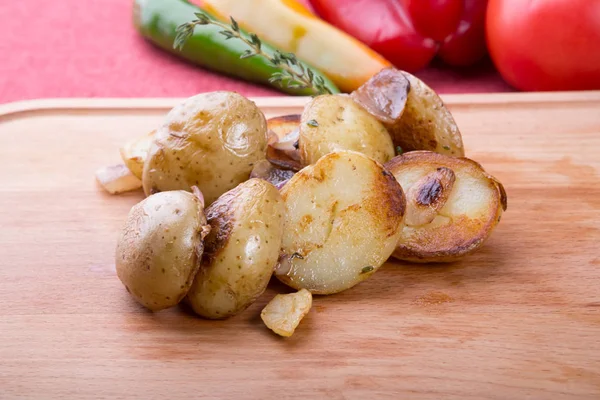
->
[0,93,599,400]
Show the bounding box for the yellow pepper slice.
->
[203,0,392,92]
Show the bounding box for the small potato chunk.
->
[116,190,210,311]
[142,91,268,205]
[120,130,155,179]
[385,151,507,262]
[186,179,285,319]
[275,151,406,294]
[261,289,312,337]
[267,115,302,171]
[352,68,464,157]
[95,164,142,194]
[299,94,395,165]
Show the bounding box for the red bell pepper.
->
[309,0,488,72]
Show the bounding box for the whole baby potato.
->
[186,179,285,319]
[116,190,210,311]
[299,94,395,165]
[142,91,268,205]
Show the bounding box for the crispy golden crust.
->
[385,151,506,263]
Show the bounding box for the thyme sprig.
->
[174,12,331,95]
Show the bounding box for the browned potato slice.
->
[261,289,312,337]
[275,151,406,294]
[299,94,395,165]
[142,91,268,205]
[95,164,142,194]
[250,159,295,188]
[186,179,285,319]
[120,130,155,179]
[385,151,507,263]
[116,190,210,311]
[352,67,464,157]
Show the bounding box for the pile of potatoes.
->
[97,68,507,337]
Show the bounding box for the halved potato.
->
[142,91,268,205]
[385,151,507,263]
[95,164,142,194]
[299,94,395,165]
[120,130,155,179]
[250,159,295,188]
[352,67,464,157]
[275,151,406,294]
[186,179,285,319]
[261,289,312,337]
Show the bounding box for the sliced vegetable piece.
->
[120,130,155,179]
[275,151,406,294]
[261,289,313,337]
[203,0,392,92]
[134,0,339,95]
[385,151,506,263]
[352,68,464,157]
[95,164,142,194]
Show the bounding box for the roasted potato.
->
[250,159,295,188]
[95,164,142,194]
[299,94,395,165]
[266,114,303,171]
[267,114,301,141]
[116,190,210,311]
[186,179,285,319]
[385,151,507,262]
[142,91,268,205]
[352,67,464,157]
[275,151,406,294]
[261,289,312,337]
[120,130,155,179]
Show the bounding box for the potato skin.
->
[115,191,208,311]
[186,179,285,319]
[142,91,268,205]
[385,151,506,262]
[276,151,406,294]
[299,95,395,165]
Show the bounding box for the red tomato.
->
[486,0,600,91]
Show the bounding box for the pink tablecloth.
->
[0,0,512,105]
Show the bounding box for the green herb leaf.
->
[240,50,255,59]
[230,17,240,32]
[249,33,261,51]
[396,146,403,155]
[443,145,450,150]
[360,266,374,274]
[307,119,319,127]
[290,252,304,260]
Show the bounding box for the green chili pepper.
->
[133,0,340,95]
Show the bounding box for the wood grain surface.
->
[0,93,599,399]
